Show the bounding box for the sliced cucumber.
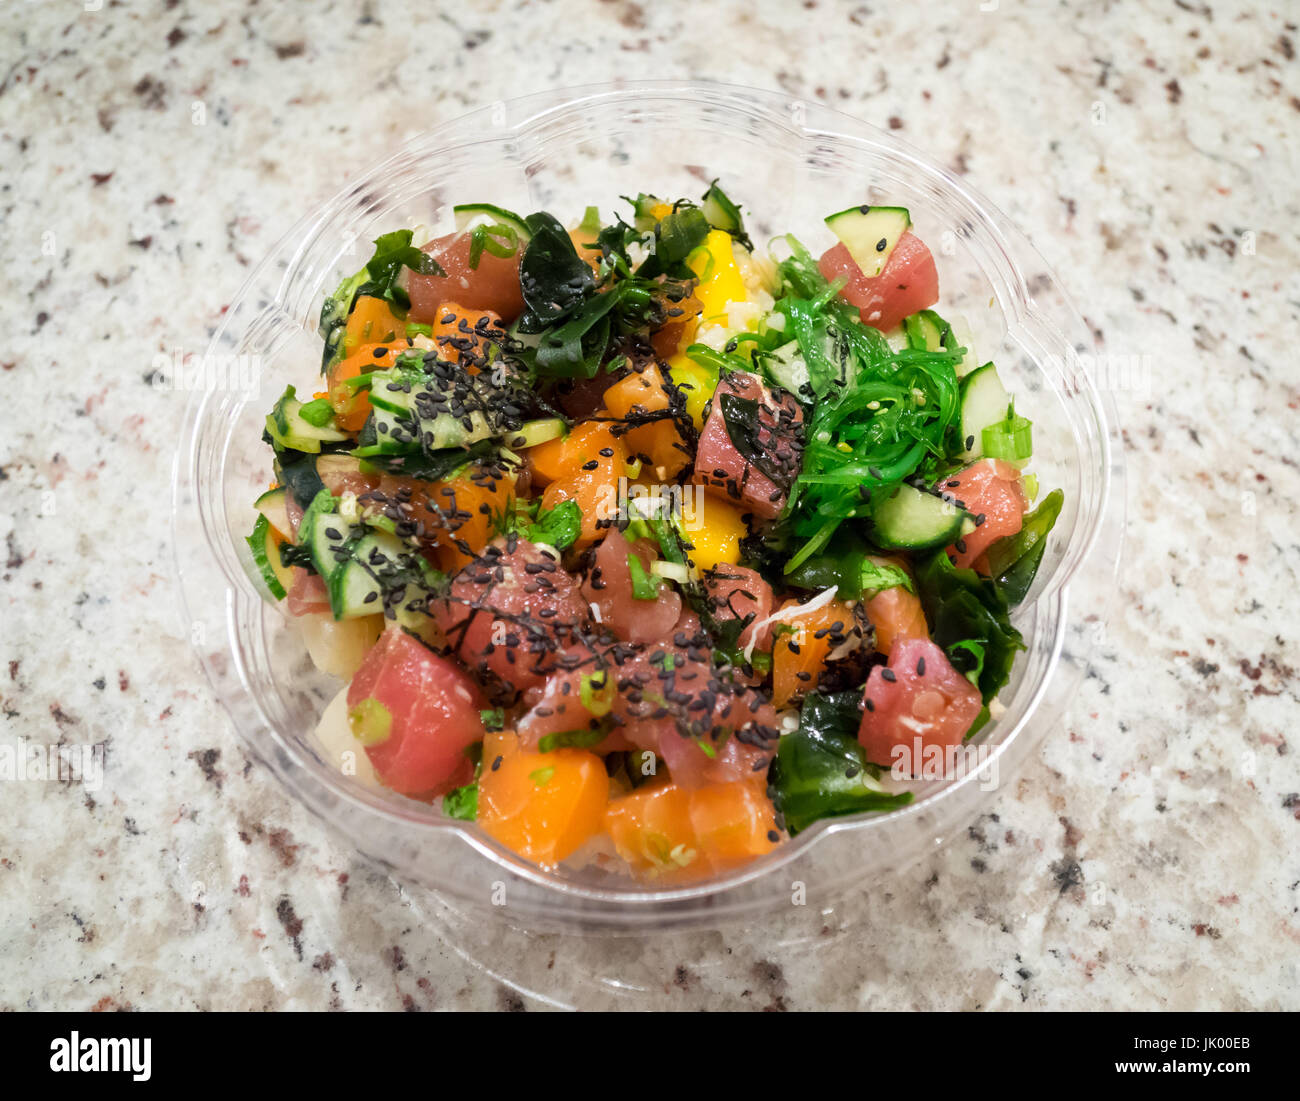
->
[505,417,567,449]
[246,514,288,600]
[365,368,425,415]
[946,314,979,378]
[452,203,531,242]
[958,362,1012,461]
[824,205,911,278]
[254,486,292,539]
[299,489,440,621]
[904,309,948,352]
[871,483,974,551]
[760,340,812,399]
[328,530,408,618]
[701,181,747,241]
[266,385,349,453]
[354,406,420,457]
[299,489,349,587]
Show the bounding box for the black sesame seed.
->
[881,668,897,683]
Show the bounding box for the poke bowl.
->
[172,81,1123,932]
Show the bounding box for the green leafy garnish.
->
[519,213,595,324]
[987,488,1062,604]
[783,537,913,600]
[480,707,506,732]
[765,236,968,572]
[636,204,711,279]
[914,550,1024,702]
[527,500,582,550]
[770,690,913,834]
[358,229,446,309]
[442,782,478,821]
[529,766,556,788]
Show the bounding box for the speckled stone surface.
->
[2,0,1298,1010]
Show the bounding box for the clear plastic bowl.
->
[173,81,1123,932]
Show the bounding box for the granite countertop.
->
[2,0,1297,1010]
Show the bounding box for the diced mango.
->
[663,355,718,430]
[683,495,748,573]
[688,229,749,324]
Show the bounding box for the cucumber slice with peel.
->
[958,362,1012,461]
[452,203,531,242]
[246,514,288,600]
[871,483,975,551]
[266,385,349,453]
[824,205,911,278]
[254,486,292,539]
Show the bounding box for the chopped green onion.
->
[579,670,616,717]
[981,413,1033,462]
[538,726,608,752]
[650,560,689,584]
[347,698,392,747]
[627,554,661,600]
[298,398,335,427]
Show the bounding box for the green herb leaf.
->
[519,212,595,324]
[442,782,478,821]
[638,204,711,279]
[480,707,505,732]
[526,500,582,550]
[359,229,446,310]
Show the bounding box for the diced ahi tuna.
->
[693,370,803,520]
[580,527,682,645]
[701,565,775,652]
[818,230,940,332]
[612,646,781,788]
[432,536,591,696]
